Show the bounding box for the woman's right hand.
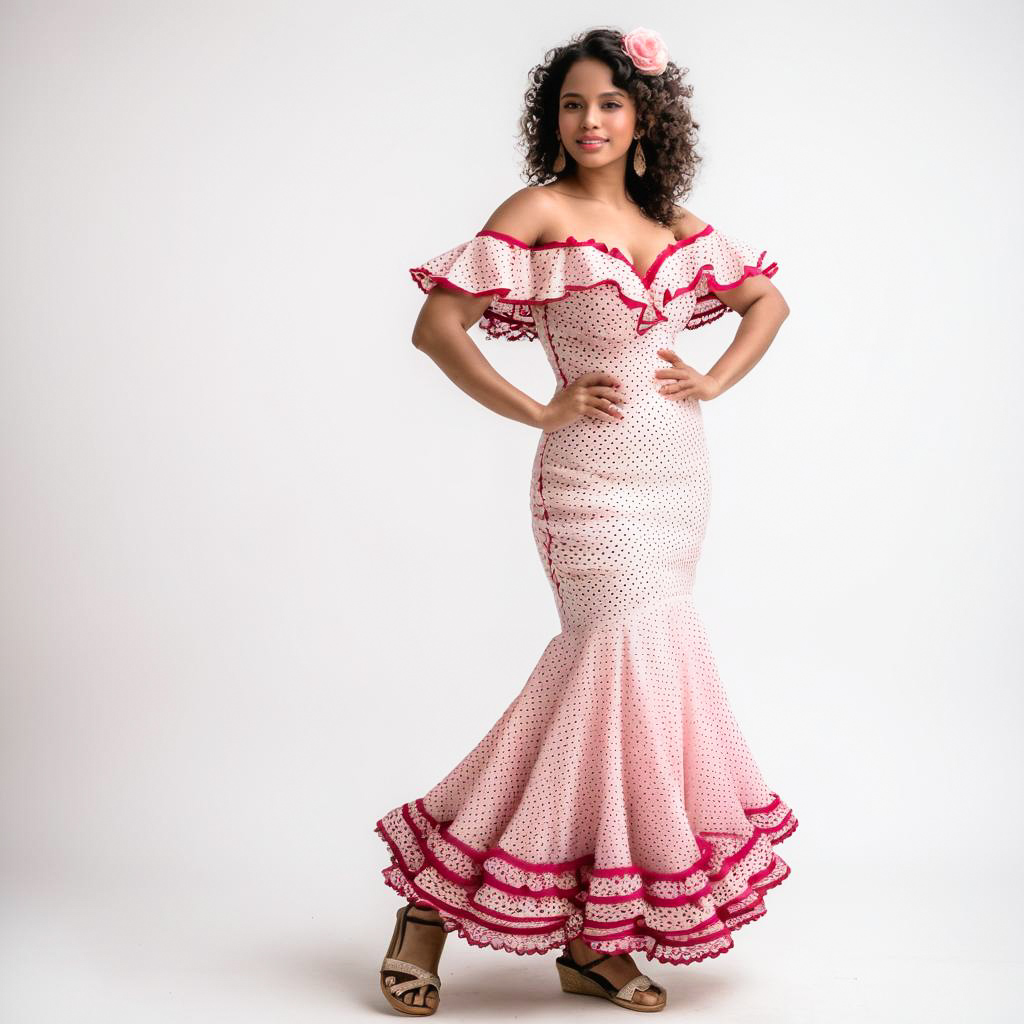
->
[535,372,626,431]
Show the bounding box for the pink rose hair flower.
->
[620,26,669,75]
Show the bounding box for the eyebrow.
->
[560,90,626,99]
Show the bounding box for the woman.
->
[374,26,797,1015]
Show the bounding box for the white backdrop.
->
[2,1,1022,1021]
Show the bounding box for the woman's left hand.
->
[654,349,722,402]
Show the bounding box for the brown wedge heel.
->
[556,950,667,1012]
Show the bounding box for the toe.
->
[635,983,665,1006]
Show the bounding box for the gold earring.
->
[633,135,647,176]
[552,139,566,173]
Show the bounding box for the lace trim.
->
[477,306,538,342]
[373,793,798,965]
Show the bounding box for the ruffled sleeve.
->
[678,228,779,331]
[408,232,544,342]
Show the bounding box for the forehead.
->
[559,58,628,99]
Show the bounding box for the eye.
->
[562,101,623,110]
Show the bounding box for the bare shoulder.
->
[479,186,561,246]
[671,204,710,240]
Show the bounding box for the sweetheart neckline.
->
[475,224,715,291]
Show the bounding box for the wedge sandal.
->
[379,903,448,1016]
[556,949,667,1012]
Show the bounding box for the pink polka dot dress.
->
[374,223,798,966]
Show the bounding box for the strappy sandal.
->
[379,903,448,1016]
[556,949,667,1012]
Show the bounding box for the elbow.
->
[769,293,791,321]
[412,325,439,351]
[411,321,433,350]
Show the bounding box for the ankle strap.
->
[404,905,445,928]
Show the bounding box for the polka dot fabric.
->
[407,224,779,341]
[376,224,796,967]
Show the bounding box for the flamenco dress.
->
[374,223,798,966]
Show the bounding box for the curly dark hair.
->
[517,27,702,229]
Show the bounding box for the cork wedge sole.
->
[556,952,667,1012]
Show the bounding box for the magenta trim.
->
[440,821,594,872]
[424,793,791,877]
[590,838,713,880]
[468,893,570,924]
[745,793,781,815]
[584,911,720,935]
[483,869,579,900]
[416,797,439,827]
[375,817,417,877]
[408,266,667,339]
[674,259,780,330]
[400,806,586,898]
[588,883,714,908]
[534,434,564,613]
[396,875,570,937]
[582,923,732,949]
[380,798,799,916]
[388,801,788,910]
[474,224,715,289]
[376,794,799,965]
[537,304,567,387]
[410,225,779,341]
[477,306,536,342]
[377,843,794,965]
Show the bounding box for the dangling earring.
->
[632,134,647,177]
[552,138,566,173]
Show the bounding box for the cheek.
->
[607,109,636,140]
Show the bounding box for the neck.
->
[559,165,633,209]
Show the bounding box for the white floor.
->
[3,856,1019,1023]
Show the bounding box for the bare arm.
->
[704,281,789,394]
[656,206,791,399]
[411,188,555,428]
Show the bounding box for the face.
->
[556,57,638,169]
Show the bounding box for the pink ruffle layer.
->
[374,793,797,966]
[408,226,779,342]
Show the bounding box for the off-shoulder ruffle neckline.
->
[475,224,716,292]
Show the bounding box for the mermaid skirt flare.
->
[376,224,797,965]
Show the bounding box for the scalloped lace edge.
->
[373,798,798,966]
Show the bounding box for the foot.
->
[565,936,663,1007]
[383,904,447,1010]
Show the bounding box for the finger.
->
[580,371,621,388]
[590,385,627,404]
[584,396,622,421]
